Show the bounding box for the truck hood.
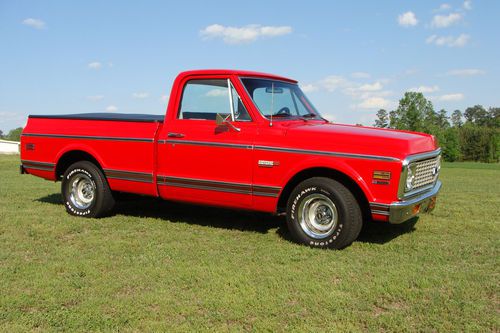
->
[281,122,437,160]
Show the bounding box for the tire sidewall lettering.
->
[64,168,97,216]
[291,185,344,247]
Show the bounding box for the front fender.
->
[279,155,375,203]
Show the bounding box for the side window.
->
[231,85,251,121]
[179,79,230,120]
[178,79,252,121]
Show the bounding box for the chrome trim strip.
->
[21,133,153,143]
[254,145,400,162]
[165,139,252,149]
[164,139,398,162]
[371,210,390,216]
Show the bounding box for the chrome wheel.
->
[297,193,338,239]
[69,174,95,209]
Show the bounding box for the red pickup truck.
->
[20,69,441,248]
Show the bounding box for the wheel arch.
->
[277,166,372,222]
[55,148,104,180]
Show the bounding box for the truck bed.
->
[29,113,164,123]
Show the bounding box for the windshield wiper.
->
[301,113,329,122]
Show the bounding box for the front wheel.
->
[61,161,115,218]
[286,177,362,249]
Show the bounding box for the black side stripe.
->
[22,133,153,143]
[104,169,153,183]
[157,175,281,197]
[21,160,55,172]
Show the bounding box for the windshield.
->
[241,78,322,120]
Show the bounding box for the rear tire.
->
[286,177,362,249]
[61,161,115,218]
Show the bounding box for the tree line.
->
[0,127,23,142]
[374,92,499,162]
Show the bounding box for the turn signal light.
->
[373,171,391,180]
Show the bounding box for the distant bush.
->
[4,127,23,142]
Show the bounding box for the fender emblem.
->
[258,160,280,168]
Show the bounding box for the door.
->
[157,76,256,209]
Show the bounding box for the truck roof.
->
[177,69,298,83]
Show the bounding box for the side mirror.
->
[216,113,240,132]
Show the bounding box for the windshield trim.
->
[238,76,322,122]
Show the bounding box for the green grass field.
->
[0,155,498,332]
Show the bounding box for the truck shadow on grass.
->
[37,193,417,245]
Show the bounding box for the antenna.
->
[270,82,274,127]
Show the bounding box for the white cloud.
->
[22,18,46,30]
[350,72,370,79]
[446,69,485,76]
[87,95,104,101]
[408,85,440,93]
[357,82,383,92]
[426,34,469,47]
[160,94,169,103]
[357,97,391,109]
[105,105,118,112]
[431,13,463,28]
[320,75,351,92]
[464,0,472,10]
[435,3,452,11]
[398,11,418,27]
[132,92,149,99]
[200,24,292,44]
[88,62,102,69]
[300,84,318,93]
[205,89,228,97]
[437,93,464,101]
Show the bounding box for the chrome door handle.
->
[167,132,185,138]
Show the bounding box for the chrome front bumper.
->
[389,181,442,224]
[370,181,442,224]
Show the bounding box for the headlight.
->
[405,165,415,191]
[435,156,441,178]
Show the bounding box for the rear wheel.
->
[286,177,362,249]
[61,161,115,218]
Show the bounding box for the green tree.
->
[451,110,463,127]
[5,127,23,142]
[374,109,389,128]
[393,92,433,131]
[437,109,450,129]
[487,107,500,128]
[0,129,4,139]
[389,110,398,129]
[464,105,489,126]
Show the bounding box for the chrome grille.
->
[412,157,440,189]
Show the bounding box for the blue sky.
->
[1,0,499,131]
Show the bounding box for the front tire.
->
[61,161,115,218]
[286,177,362,249]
